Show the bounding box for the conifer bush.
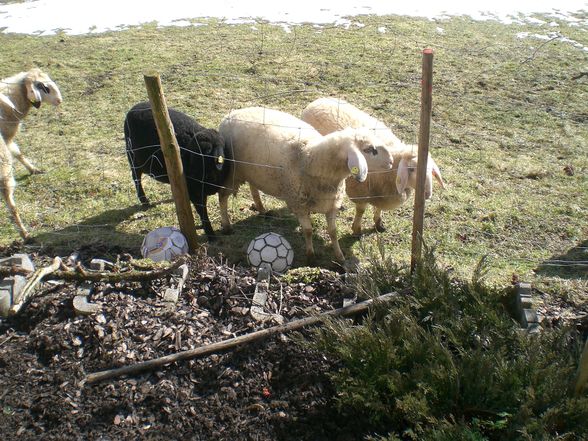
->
[311,250,588,440]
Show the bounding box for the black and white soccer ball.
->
[246,232,294,273]
[141,226,189,262]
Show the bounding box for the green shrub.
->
[311,249,587,440]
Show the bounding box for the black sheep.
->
[124,102,230,239]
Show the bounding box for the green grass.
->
[0,14,586,298]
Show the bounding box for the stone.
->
[90,259,114,271]
[163,288,179,303]
[515,282,539,328]
[522,308,538,327]
[73,295,102,315]
[73,282,102,315]
[0,254,35,317]
[250,270,283,324]
[256,263,272,282]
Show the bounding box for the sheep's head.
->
[352,127,393,174]
[24,68,62,108]
[396,148,445,199]
[192,129,226,171]
[340,128,377,182]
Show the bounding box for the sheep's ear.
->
[25,79,42,108]
[396,158,409,194]
[347,148,368,182]
[429,158,445,189]
[35,81,51,94]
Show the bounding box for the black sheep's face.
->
[194,129,225,171]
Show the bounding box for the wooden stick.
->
[411,48,434,274]
[86,292,399,384]
[44,256,188,283]
[9,257,62,315]
[143,73,199,253]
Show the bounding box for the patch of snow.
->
[0,0,586,35]
[517,30,588,52]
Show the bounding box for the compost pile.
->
[0,247,362,441]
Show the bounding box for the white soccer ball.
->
[247,232,294,273]
[141,226,189,262]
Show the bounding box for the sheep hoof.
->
[375,223,386,233]
[221,226,233,235]
[351,228,363,237]
[29,168,44,175]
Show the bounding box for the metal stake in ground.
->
[143,73,199,253]
[411,48,434,273]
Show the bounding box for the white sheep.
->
[302,97,445,235]
[0,68,63,238]
[218,106,389,262]
[302,97,403,147]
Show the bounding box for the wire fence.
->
[1,19,586,273]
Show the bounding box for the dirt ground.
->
[1,244,586,441]
[0,244,370,441]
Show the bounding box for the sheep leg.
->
[218,191,233,234]
[8,142,42,175]
[0,173,29,239]
[373,207,386,233]
[249,184,266,214]
[326,210,345,263]
[298,214,315,263]
[132,171,150,207]
[351,202,367,236]
[191,194,216,240]
[126,150,150,207]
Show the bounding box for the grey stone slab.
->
[522,308,539,327]
[0,254,35,317]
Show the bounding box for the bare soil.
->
[0,245,365,441]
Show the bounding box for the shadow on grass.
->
[26,200,366,271]
[535,239,588,280]
[29,204,150,260]
[207,207,357,272]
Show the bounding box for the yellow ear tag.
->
[217,155,224,164]
[350,166,359,175]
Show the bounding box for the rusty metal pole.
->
[410,49,434,274]
[143,73,199,253]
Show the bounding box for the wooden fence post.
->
[143,73,199,253]
[411,48,434,274]
[575,338,588,396]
